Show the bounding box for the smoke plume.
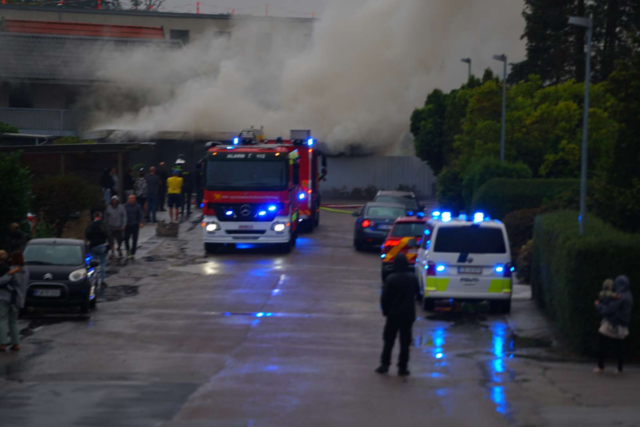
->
[86,0,526,154]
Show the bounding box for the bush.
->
[461,158,532,209]
[471,178,580,219]
[503,207,549,259]
[515,240,533,284]
[0,152,32,247]
[32,175,102,237]
[436,166,464,213]
[531,211,640,356]
[0,122,19,134]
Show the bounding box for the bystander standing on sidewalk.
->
[595,275,634,374]
[157,162,168,212]
[167,170,183,223]
[376,254,420,377]
[124,194,145,260]
[135,169,148,218]
[145,166,160,223]
[85,211,109,299]
[110,167,119,198]
[104,196,126,259]
[0,251,29,352]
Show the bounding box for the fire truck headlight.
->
[272,223,286,232]
[206,223,219,232]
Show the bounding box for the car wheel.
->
[205,243,222,254]
[423,298,435,312]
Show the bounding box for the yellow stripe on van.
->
[488,279,511,293]
[425,277,449,296]
[384,237,411,263]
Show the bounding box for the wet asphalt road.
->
[1,211,638,427]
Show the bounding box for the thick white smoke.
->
[88,0,526,154]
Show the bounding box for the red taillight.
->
[427,261,436,276]
[362,220,371,228]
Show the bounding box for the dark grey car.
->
[353,203,407,251]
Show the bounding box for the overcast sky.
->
[157,0,329,17]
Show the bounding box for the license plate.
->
[35,289,61,297]
[239,225,254,230]
[378,225,392,230]
[458,267,483,275]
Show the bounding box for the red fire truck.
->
[265,130,327,233]
[201,139,303,253]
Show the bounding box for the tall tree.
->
[411,90,449,175]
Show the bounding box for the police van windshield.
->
[207,159,288,191]
[391,223,425,237]
[434,226,507,254]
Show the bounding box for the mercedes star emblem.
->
[240,204,253,217]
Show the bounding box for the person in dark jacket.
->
[0,251,29,352]
[123,168,135,198]
[124,194,145,260]
[157,162,168,212]
[595,275,634,374]
[85,211,109,296]
[7,223,29,254]
[178,161,193,216]
[376,254,420,376]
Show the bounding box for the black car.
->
[373,191,423,214]
[353,203,407,251]
[23,239,99,313]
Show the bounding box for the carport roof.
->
[0,32,180,84]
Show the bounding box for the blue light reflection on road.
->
[489,324,510,416]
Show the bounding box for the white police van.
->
[415,211,514,313]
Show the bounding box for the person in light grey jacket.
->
[0,251,29,352]
[104,195,127,259]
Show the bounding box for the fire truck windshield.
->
[206,158,288,191]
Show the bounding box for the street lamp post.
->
[460,58,472,80]
[493,54,508,163]
[569,15,593,236]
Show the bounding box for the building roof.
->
[3,19,165,39]
[0,32,180,83]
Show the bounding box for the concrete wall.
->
[0,7,313,43]
[323,156,437,200]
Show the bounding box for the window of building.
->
[170,29,190,45]
[8,84,34,109]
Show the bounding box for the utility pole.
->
[460,58,472,80]
[569,15,593,235]
[493,54,508,163]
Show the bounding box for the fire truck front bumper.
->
[202,216,292,244]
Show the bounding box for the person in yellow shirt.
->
[166,170,183,223]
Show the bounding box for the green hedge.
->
[531,211,640,355]
[471,178,579,219]
[436,166,465,213]
[461,158,532,210]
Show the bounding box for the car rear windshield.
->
[24,245,84,266]
[391,223,425,237]
[433,226,507,254]
[366,206,406,219]
[375,196,419,210]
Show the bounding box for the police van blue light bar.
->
[233,137,239,145]
[432,211,441,218]
[441,212,452,222]
[307,139,314,147]
[474,212,485,223]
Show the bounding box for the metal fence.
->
[0,108,77,135]
[322,156,436,200]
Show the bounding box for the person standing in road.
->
[595,275,634,374]
[123,168,135,198]
[104,195,126,259]
[0,251,29,352]
[180,161,193,217]
[135,169,148,218]
[376,253,420,377]
[124,194,145,260]
[6,223,29,254]
[166,170,183,223]
[157,162,168,212]
[85,211,109,298]
[145,166,160,223]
